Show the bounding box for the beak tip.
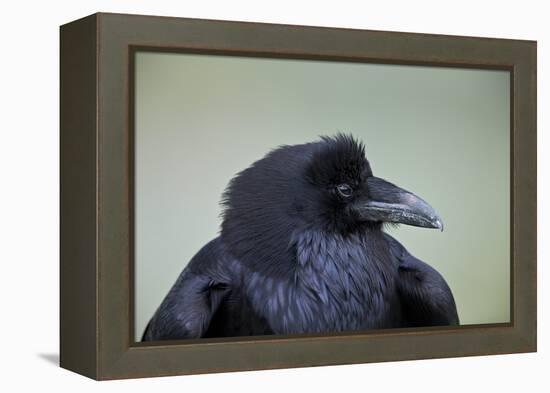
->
[434,218,444,232]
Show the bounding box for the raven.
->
[142,134,458,341]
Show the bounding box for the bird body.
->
[142,135,458,341]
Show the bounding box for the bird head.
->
[220,134,442,272]
[303,134,443,233]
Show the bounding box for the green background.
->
[134,51,510,340]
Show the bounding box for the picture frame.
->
[60,12,537,380]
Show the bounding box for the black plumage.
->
[142,134,458,341]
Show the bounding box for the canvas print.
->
[134,52,510,342]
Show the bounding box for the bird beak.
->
[356,177,444,230]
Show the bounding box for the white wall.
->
[0,0,546,392]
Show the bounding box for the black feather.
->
[142,134,458,341]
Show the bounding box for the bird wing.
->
[141,237,232,341]
[384,233,459,327]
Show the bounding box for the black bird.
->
[142,134,458,341]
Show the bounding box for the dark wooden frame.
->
[60,12,537,380]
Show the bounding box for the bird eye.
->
[336,184,353,198]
